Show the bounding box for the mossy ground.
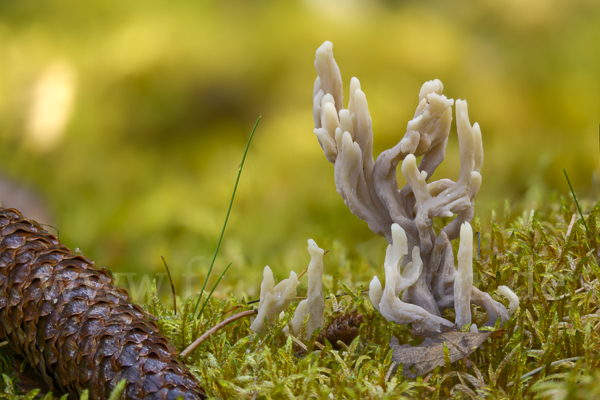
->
[1,1,599,399]
[1,197,600,399]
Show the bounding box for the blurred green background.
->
[0,0,599,303]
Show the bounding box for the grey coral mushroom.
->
[312,41,510,331]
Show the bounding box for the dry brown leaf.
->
[390,328,504,377]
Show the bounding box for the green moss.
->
[177,199,600,399]
[3,199,600,399]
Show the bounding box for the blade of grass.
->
[107,379,127,400]
[193,116,261,318]
[160,255,177,314]
[196,262,233,320]
[563,168,590,239]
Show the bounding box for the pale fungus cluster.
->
[250,239,325,338]
[251,41,518,336]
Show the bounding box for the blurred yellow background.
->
[1,0,599,302]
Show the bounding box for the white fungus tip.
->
[497,285,519,315]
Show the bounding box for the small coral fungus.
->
[312,41,511,331]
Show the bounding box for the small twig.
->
[564,169,590,239]
[566,213,577,238]
[181,309,257,358]
[161,255,177,314]
[297,266,309,280]
[507,356,582,387]
[298,250,329,279]
[222,305,242,315]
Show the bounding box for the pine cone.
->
[0,208,207,399]
[316,312,364,349]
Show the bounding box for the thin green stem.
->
[193,117,261,318]
[197,262,233,320]
[161,255,177,314]
[563,168,590,239]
